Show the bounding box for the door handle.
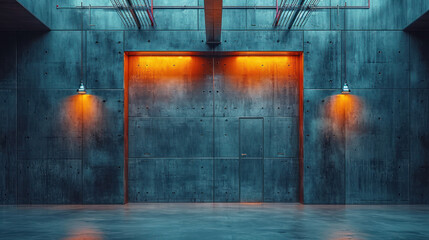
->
[241,153,247,156]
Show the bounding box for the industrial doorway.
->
[124,52,303,203]
[239,117,264,202]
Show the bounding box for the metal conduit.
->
[57,0,370,10]
[58,0,369,29]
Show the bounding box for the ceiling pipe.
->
[57,0,370,10]
[125,0,141,29]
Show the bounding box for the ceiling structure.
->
[405,10,429,31]
[204,0,223,45]
[0,0,49,31]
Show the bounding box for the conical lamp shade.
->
[77,82,86,94]
[342,83,351,94]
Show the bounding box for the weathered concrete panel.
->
[125,31,210,52]
[264,117,299,158]
[240,118,264,158]
[345,89,409,204]
[82,90,124,203]
[17,159,82,204]
[214,56,274,116]
[222,9,246,30]
[82,90,124,165]
[129,117,213,158]
[273,56,300,117]
[156,0,198,5]
[128,158,213,202]
[0,90,17,204]
[264,158,299,202]
[410,32,429,89]
[217,31,303,52]
[303,89,345,204]
[17,160,46,204]
[83,9,124,30]
[410,89,429,204]
[18,32,81,89]
[45,159,82,203]
[346,31,409,89]
[83,165,123,204]
[49,4,82,30]
[304,31,341,89]
[214,55,300,117]
[331,0,408,30]
[0,34,17,89]
[215,117,299,159]
[240,158,263,202]
[155,10,199,30]
[214,158,239,202]
[214,117,239,157]
[302,9,330,30]
[128,56,213,117]
[87,31,124,89]
[246,9,275,30]
[17,89,82,160]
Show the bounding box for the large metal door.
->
[239,117,264,202]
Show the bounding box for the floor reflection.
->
[0,204,428,240]
[63,227,102,240]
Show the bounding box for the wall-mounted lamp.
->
[342,83,351,94]
[77,82,86,94]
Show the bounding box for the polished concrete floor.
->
[1,203,428,240]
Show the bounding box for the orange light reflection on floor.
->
[63,228,103,240]
[328,230,362,240]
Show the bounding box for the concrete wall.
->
[1,0,428,204]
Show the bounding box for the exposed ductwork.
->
[110,0,155,29]
[273,0,321,29]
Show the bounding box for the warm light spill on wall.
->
[81,94,100,128]
[129,56,211,105]
[323,94,364,134]
[61,94,101,137]
[61,95,83,138]
[222,56,298,95]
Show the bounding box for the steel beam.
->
[204,0,223,45]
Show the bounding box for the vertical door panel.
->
[239,117,264,202]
